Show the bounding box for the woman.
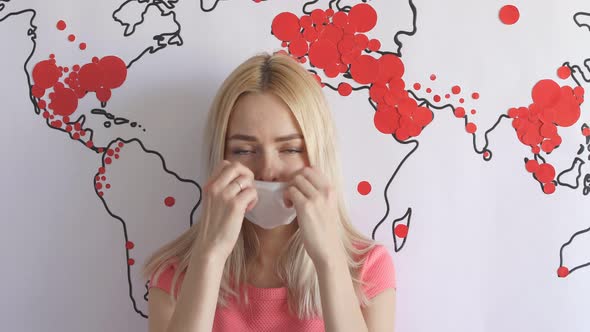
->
[143,52,396,332]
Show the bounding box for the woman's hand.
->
[283,166,345,267]
[192,160,258,260]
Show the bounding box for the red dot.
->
[499,5,520,25]
[68,34,76,42]
[454,107,466,118]
[101,176,106,181]
[128,258,135,266]
[374,106,400,134]
[543,182,556,194]
[471,109,477,115]
[106,184,111,189]
[525,160,539,173]
[118,142,124,148]
[532,79,560,108]
[557,66,571,79]
[430,74,436,81]
[272,12,301,42]
[105,157,112,165]
[459,98,465,103]
[308,39,339,69]
[165,196,176,207]
[583,128,590,136]
[445,94,450,99]
[426,88,432,93]
[472,92,480,99]
[413,83,421,90]
[350,55,379,84]
[126,241,135,250]
[368,39,381,51]
[483,151,490,158]
[394,224,408,238]
[536,163,556,183]
[95,182,103,190]
[56,20,66,30]
[557,266,569,278]
[433,95,441,102]
[32,60,60,89]
[357,181,372,195]
[98,166,105,174]
[348,3,377,33]
[79,43,87,50]
[338,82,353,96]
[288,38,308,57]
[452,85,461,94]
[466,122,477,133]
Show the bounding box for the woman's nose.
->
[255,150,280,182]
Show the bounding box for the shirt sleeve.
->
[148,261,183,298]
[360,244,397,300]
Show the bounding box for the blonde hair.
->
[143,52,376,319]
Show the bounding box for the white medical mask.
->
[245,180,296,229]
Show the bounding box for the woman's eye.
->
[283,149,302,154]
[232,149,254,155]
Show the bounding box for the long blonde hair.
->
[143,52,376,319]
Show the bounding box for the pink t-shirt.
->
[148,244,396,331]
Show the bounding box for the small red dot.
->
[543,182,556,194]
[472,92,480,99]
[126,241,135,250]
[128,258,135,265]
[557,66,571,80]
[557,266,569,278]
[413,83,421,90]
[499,5,520,25]
[525,160,539,173]
[338,82,353,96]
[165,196,176,207]
[68,34,76,42]
[433,95,441,102]
[357,181,372,195]
[79,43,87,50]
[451,85,461,94]
[430,74,436,81]
[466,122,477,133]
[56,20,66,30]
[582,128,590,136]
[426,88,432,93]
[394,224,408,238]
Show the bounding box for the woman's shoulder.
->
[148,258,184,297]
[356,243,397,298]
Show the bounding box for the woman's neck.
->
[246,220,298,287]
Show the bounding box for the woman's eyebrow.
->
[227,133,303,142]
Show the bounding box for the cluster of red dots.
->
[126,240,136,266]
[413,74,480,134]
[56,20,87,50]
[95,141,124,197]
[512,72,585,194]
[271,4,433,141]
[32,52,127,149]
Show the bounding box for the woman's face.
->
[224,91,309,182]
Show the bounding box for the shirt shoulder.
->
[359,244,397,299]
[148,260,184,298]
